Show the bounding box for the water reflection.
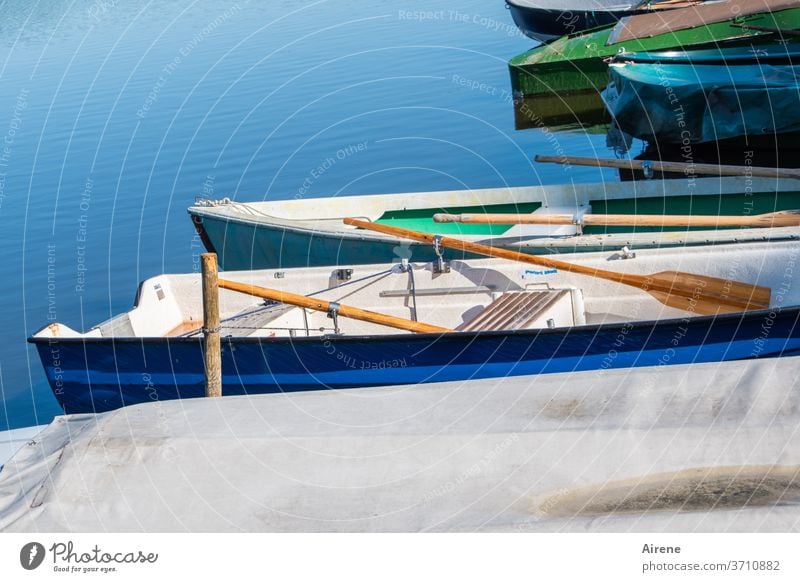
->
[515,110,800,181]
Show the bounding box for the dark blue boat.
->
[505,0,697,43]
[29,307,800,414]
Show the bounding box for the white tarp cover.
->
[1,357,799,532]
[0,426,46,467]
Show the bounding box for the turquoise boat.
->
[602,42,800,143]
[187,177,800,270]
[508,0,800,128]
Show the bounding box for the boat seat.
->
[456,290,571,332]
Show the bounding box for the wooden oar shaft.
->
[583,212,800,228]
[535,154,800,180]
[343,218,769,312]
[434,211,800,228]
[345,219,663,293]
[435,213,575,225]
[218,279,451,334]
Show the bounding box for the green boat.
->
[509,0,800,129]
[188,176,800,270]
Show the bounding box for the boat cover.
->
[610,0,799,44]
[0,426,46,467]
[604,58,800,142]
[1,357,799,532]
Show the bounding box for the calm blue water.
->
[0,0,618,430]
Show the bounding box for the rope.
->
[194,197,372,222]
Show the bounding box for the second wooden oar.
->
[433,210,800,228]
[534,154,800,180]
[218,278,451,334]
[343,218,771,315]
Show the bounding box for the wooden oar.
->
[343,218,771,315]
[433,210,800,228]
[534,154,800,180]
[218,278,451,334]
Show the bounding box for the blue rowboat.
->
[602,41,800,144]
[187,177,800,270]
[29,240,800,414]
[29,309,800,414]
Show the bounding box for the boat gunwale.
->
[186,186,800,250]
[504,0,642,10]
[27,305,799,346]
[187,206,800,249]
[610,45,800,66]
[186,176,800,229]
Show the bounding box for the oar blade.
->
[648,271,771,315]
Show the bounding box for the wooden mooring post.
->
[201,253,222,398]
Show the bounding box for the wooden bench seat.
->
[456,290,570,332]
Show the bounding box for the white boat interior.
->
[34,240,799,340]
